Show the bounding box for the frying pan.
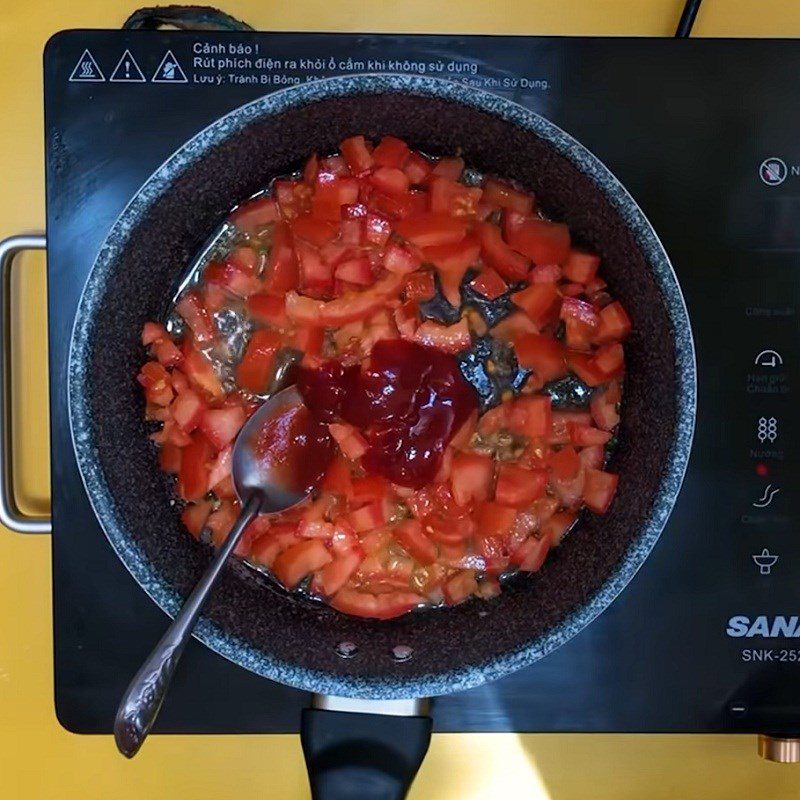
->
[67,74,696,798]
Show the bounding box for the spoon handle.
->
[114,494,262,757]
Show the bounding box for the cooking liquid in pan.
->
[137,136,629,619]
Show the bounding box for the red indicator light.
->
[756,463,769,477]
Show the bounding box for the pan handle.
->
[301,697,432,800]
[0,234,51,533]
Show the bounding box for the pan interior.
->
[71,83,691,698]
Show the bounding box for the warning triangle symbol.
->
[68,49,105,82]
[109,50,146,83]
[151,50,188,83]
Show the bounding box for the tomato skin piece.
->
[372,136,411,169]
[176,291,216,344]
[230,196,280,235]
[137,361,174,406]
[512,282,562,328]
[199,405,246,451]
[475,221,529,282]
[413,318,471,354]
[495,464,547,508]
[264,222,299,294]
[513,332,566,381]
[595,301,632,343]
[443,570,478,605]
[549,445,581,480]
[142,322,169,346]
[340,135,374,175]
[236,329,281,394]
[390,519,436,566]
[541,510,578,546]
[273,539,333,589]
[583,469,619,514]
[404,271,436,301]
[329,587,423,619]
[177,432,213,502]
[475,501,517,537]
[567,422,612,447]
[450,451,494,507]
[395,213,469,248]
[506,218,571,265]
[512,532,552,572]
[481,178,534,215]
[563,249,601,284]
[423,236,481,306]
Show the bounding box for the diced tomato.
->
[322,455,353,496]
[204,259,260,299]
[207,500,240,548]
[329,587,422,619]
[261,221,299,294]
[181,499,213,539]
[369,167,410,198]
[230,196,281,235]
[549,410,592,445]
[541,510,577,546]
[567,351,608,387]
[159,442,182,474]
[142,322,169,346]
[567,422,612,446]
[236,329,281,393]
[512,283,561,328]
[561,282,585,297]
[246,293,288,327]
[528,263,562,284]
[591,386,621,431]
[491,311,538,341]
[290,324,324,357]
[513,333,566,382]
[372,136,411,169]
[334,257,374,286]
[302,153,319,185]
[328,422,368,460]
[295,240,333,292]
[429,177,482,218]
[249,522,300,567]
[560,297,600,350]
[583,469,619,514]
[151,337,182,368]
[404,151,432,184]
[207,445,233,493]
[414,318,471,354]
[595,301,632,343]
[475,221,529,282]
[512,532,552,572]
[137,361,174,406]
[449,451,494,507]
[549,445,581,480]
[275,179,312,220]
[563,249,600,284]
[469,267,507,300]
[313,546,365,596]
[273,539,332,589]
[495,463,547,508]
[424,236,480,306]
[579,445,605,471]
[481,178,534,215]
[382,242,420,275]
[351,474,391,504]
[443,570,478,605]
[176,291,215,344]
[199,405,246,451]
[506,218,570,265]
[451,410,478,450]
[291,215,337,247]
[394,519,437,565]
[312,178,360,221]
[363,213,391,247]
[404,271,436,301]
[348,500,389,532]
[286,273,403,327]
[475,501,517,537]
[395,213,468,248]
[340,135,374,175]
[432,157,464,181]
[177,432,213,502]
[509,395,552,439]
[171,388,205,433]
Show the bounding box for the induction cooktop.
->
[44,30,800,740]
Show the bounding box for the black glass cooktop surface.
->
[45,30,800,735]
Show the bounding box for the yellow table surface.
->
[3,2,800,798]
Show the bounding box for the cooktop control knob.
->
[758,735,800,763]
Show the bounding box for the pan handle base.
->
[301,707,432,800]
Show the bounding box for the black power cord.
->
[675,0,704,37]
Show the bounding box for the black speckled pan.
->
[69,75,696,700]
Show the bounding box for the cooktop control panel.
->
[45,31,800,734]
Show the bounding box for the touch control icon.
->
[757,417,778,443]
[753,484,780,508]
[754,349,783,368]
[753,549,779,575]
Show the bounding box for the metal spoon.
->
[114,376,331,758]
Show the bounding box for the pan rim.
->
[68,73,697,699]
